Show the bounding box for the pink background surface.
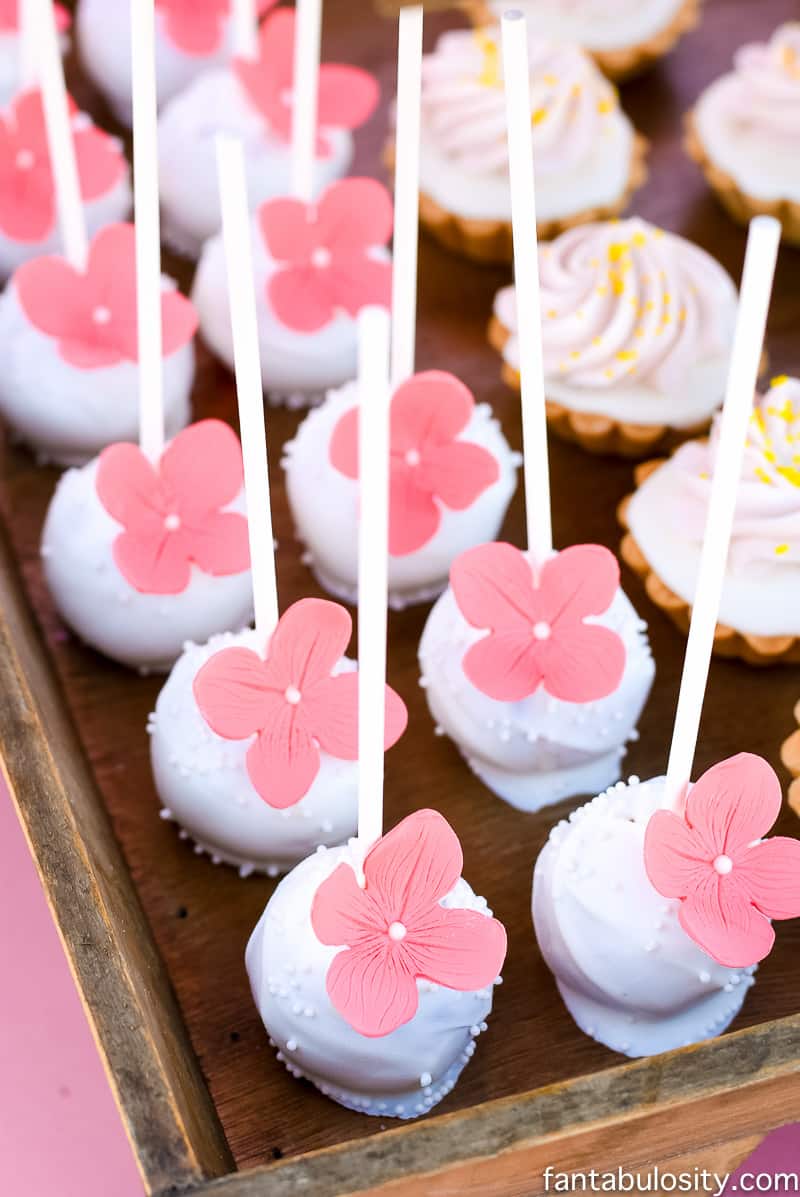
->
[0,778,143,1197]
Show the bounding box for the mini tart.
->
[490,217,739,457]
[488,311,709,458]
[780,700,800,816]
[464,0,703,82]
[622,402,800,670]
[686,25,800,246]
[404,28,648,265]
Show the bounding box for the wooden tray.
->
[2,1,800,1194]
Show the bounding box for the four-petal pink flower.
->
[155,0,277,57]
[450,541,626,703]
[258,177,393,333]
[311,808,507,1037]
[15,222,197,369]
[96,419,250,595]
[193,597,408,809]
[329,371,501,556]
[644,753,800,968]
[0,89,125,243]
[233,8,379,152]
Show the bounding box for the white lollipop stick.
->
[231,0,258,60]
[30,0,88,269]
[502,10,551,565]
[665,216,781,809]
[390,5,423,388]
[131,0,165,463]
[357,306,392,851]
[291,0,322,203]
[19,0,37,90]
[216,135,279,643]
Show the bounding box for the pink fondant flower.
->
[329,371,501,556]
[15,223,197,370]
[233,8,379,152]
[450,541,626,703]
[192,597,408,809]
[0,89,124,243]
[0,1,69,32]
[155,0,277,57]
[311,809,507,1037]
[96,419,250,595]
[258,177,392,333]
[644,753,800,968]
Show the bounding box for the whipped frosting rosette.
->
[470,0,702,81]
[688,24,800,244]
[407,27,647,263]
[621,376,800,664]
[490,218,738,457]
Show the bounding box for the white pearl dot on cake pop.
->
[92,305,112,325]
[532,621,551,641]
[15,149,35,170]
[284,685,302,705]
[713,854,734,875]
[388,921,407,942]
[310,247,332,269]
[405,448,421,467]
[163,513,181,532]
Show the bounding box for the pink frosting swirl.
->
[718,23,800,141]
[667,378,800,571]
[420,27,619,178]
[525,219,734,394]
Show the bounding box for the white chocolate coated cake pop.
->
[246,809,507,1116]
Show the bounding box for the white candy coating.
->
[532,775,755,1057]
[193,214,388,406]
[246,840,500,1117]
[284,382,520,609]
[157,69,352,258]
[41,457,253,671]
[0,279,193,466]
[419,577,654,811]
[76,0,237,125]
[150,628,360,876]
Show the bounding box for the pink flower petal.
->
[316,178,393,252]
[406,905,507,991]
[738,837,800,921]
[182,510,250,577]
[258,196,320,263]
[73,118,125,202]
[266,598,353,694]
[391,371,475,457]
[161,420,244,519]
[534,621,626,703]
[329,405,358,479]
[419,439,499,511]
[193,646,281,740]
[462,630,545,703]
[156,0,228,56]
[161,287,198,357]
[450,542,536,632]
[536,544,620,626]
[388,466,441,555]
[318,256,392,319]
[301,672,408,760]
[363,809,464,925]
[311,861,385,946]
[684,753,782,860]
[96,443,164,533]
[246,706,320,809]
[267,266,336,332]
[111,528,192,595]
[16,255,86,343]
[324,938,420,1037]
[233,9,293,131]
[644,808,710,898]
[317,64,380,131]
[679,872,775,968]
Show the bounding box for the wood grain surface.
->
[2,0,800,1183]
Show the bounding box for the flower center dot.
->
[280,86,293,107]
[713,854,733,876]
[284,685,302,706]
[311,247,331,269]
[388,921,407,941]
[92,305,112,325]
[405,448,421,467]
[163,513,181,532]
[532,621,551,641]
[15,149,34,170]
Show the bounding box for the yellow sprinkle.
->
[755,467,773,485]
[635,327,645,338]
[616,349,637,362]
[699,472,709,480]
[532,106,548,125]
[632,231,646,248]
[597,95,614,114]
[571,83,583,98]
[570,350,581,359]
[663,292,671,305]
[777,465,800,488]
[608,242,628,263]
[547,309,558,319]
[604,368,615,379]
[475,33,502,88]
[772,374,789,388]
[764,448,776,463]
[611,276,625,296]
[776,544,790,555]
[592,336,602,346]
[542,72,557,86]
[597,285,608,297]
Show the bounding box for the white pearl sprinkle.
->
[388,921,407,942]
[164,512,181,532]
[532,621,551,641]
[713,854,733,876]
[92,305,112,325]
[284,685,302,705]
[311,246,331,269]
